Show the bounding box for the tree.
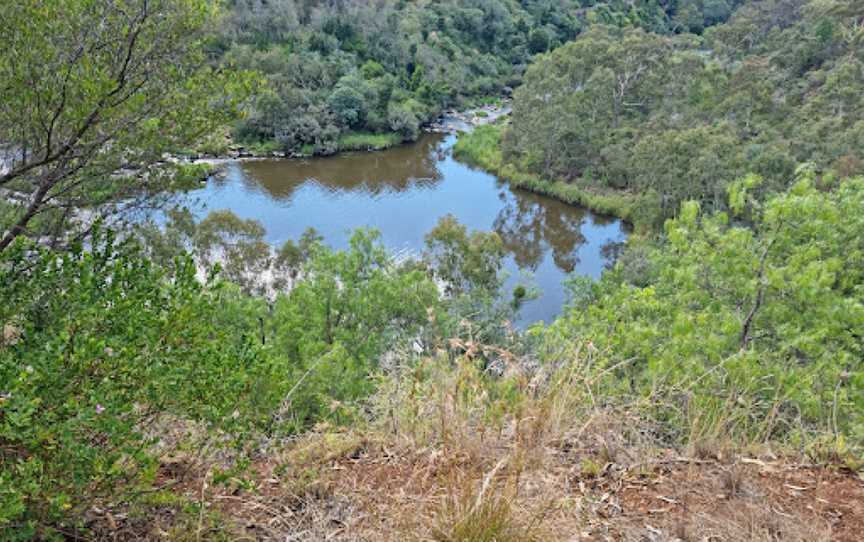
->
[194,211,273,295]
[271,229,440,428]
[387,102,421,141]
[0,0,252,252]
[424,215,506,295]
[703,0,733,26]
[552,174,864,446]
[327,79,369,128]
[505,26,679,182]
[673,0,706,33]
[527,27,552,53]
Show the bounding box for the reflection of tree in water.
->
[234,134,444,202]
[600,239,626,270]
[492,190,587,273]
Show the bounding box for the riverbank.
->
[179,102,513,164]
[453,124,645,230]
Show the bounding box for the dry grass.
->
[82,348,864,541]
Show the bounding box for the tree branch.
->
[740,239,774,349]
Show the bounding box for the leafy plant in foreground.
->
[0,232,272,539]
[550,173,864,453]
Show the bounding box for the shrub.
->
[549,174,864,451]
[0,232,276,538]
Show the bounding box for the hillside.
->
[467,0,864,227]
[217,0,744,155]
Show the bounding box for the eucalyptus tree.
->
[551,172,864,448]
[0,0,252,252]
[500,0,864,226]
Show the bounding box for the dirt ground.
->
[196,437,864,542]
[83,398,864,542]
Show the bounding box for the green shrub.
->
[549,174,864,452]
[269,229,441,430]
[0,232,278,538]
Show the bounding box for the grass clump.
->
[338,131,402,152]
[432,476,540,542]
[241,138,282,155]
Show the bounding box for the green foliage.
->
[549,176,864,449]
[139,209,274,295]
[387,103,422,142]
[425,215,506,296]
[328,82,369,128]
[269,229,441,429]
[223,0,731,153]
[170,162,222,191]
[503,2,864,225]
[276,227,322,279]
[0,232,272,537]
[0,0,254,250]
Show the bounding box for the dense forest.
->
[461,0,864,226]
[218,0,744,154]
[2,0,864,540]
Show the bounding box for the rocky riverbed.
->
[426,102,511,134]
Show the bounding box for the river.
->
[180,133,628,325]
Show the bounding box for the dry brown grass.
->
[83,350,864,541]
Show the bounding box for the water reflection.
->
[182,133,628,324]
[492,191,587,273]
[228,136,444,202]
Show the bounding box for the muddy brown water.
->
[181,133,628,325]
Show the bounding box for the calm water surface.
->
[182,134,628,325]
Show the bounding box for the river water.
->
[181,133,628,325]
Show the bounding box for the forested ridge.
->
[460,0,864,226]
[2,0,864,540]
[217,0,743,154]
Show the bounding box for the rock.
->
[2,324,21,346]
